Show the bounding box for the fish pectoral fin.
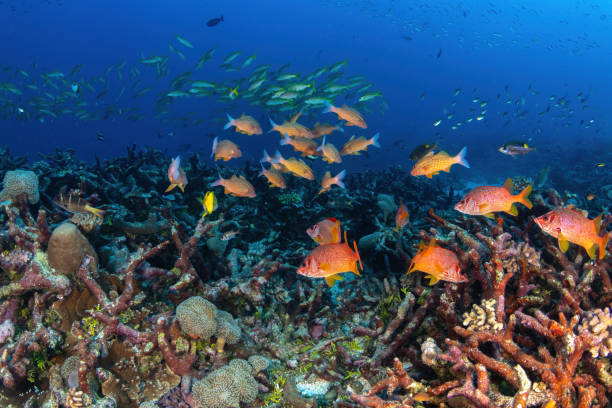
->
[585,243,598,260]
[426,173,433,179]
[478,203,488,212]
[558,234,569,253]
[325,274,343,287]
[319,262,332,272]
[483,213,495,219]
[441,166,451,173]
[165,184,177,193]
[426,274,440,285]
[506,204,518,216]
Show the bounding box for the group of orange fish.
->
[167,104,609,288]
[299,174,609,288]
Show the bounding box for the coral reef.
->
[0,148,609,408]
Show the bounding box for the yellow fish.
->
[410,147,469,178]
[197,191,218,218]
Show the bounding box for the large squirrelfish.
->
[410,147,469,178]
[407,239,467,285]
[166,156,188,193]
[307,217,341,245]
[323,103,367,129]
[297,231,362,287]
[210,173,256,198]
[535,208,610,260]
[454,178,532,218]
[224,113,262,135]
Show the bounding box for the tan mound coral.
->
[248,355,270,375]
[47,222,98,276]
[215,310,241,352]
[175,296,217,340]
[192,359,258,408]
[0,169,39,204]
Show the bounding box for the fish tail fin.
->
[268,117,278,133]
[165,184,177,193]
[517,184,533,209]
[230,86,238,97]
[455,146,470,168]
[322,101,334,114]
[371,132,380,148]
[210,172,223,188]
[317,136,326,152]
[223,113,234,129]
[334,169,346,189]
[272,150,283,164]
[599,231,610,260]
[280,133,291,145]
[261,149,271,163]
[86,206,105,218]
[352,239,363,275]
[211,136,218,158]
[337,122,344,132]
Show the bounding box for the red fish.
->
[535,207,610,260]
[307,218,341,245]
[407,239,467,285]
[166,156,188,193]
[395,202,409,231]
[454,178,532,218]
[297,231,362,287]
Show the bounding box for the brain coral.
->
[176,296,217,339]
[47,222,98,276]
[215,310,241,352]
[0,169,39,204]
[192,359,258,408]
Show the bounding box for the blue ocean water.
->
[1,0,611,190]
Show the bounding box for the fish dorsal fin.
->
[427,238,437,249]
[502,178,514,193]
[343,230,348,244]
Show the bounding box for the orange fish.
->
[317,136,342,164]
[297,231,362,287]
[269,118,315,139]
[307,217,341,245]
[224,113,262,135]
[323,103,367,129]
[272,151,314,180]
[340,133,380,156]
[395,202,409,231]
[535,207,610,260]
[280,134,320,157]
[210,173,256,198]
[410,147,469,178]
[259,164,287,189]
[211,137,242,161]
[454,178,532,218]
[407,239,467,285]
[319,170,346,194]
[261,150,287,172]
[311,122,344,138]
[166,156,188,193]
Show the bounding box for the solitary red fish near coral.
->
[166,156,188,193]
[534,207,610,260]
[395,202,409,231]
[407,239,467,285]
[454,178,532,218]
[297,231,362,287]
[307,218,341,245]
